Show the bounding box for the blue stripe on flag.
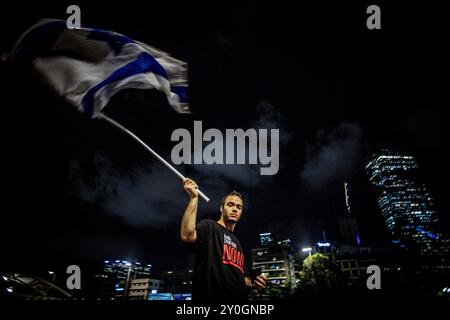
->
[170,86,189,103]
[81,52,169,117]
[87,29,134,55]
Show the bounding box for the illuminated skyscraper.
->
[365,148,446,256]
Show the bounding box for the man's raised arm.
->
[180,178,199,243]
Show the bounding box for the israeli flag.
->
[8,19,190,117]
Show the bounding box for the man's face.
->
[220,195,243,223]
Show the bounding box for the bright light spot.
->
[302,247,312,252]
[104,260,109,264]
[6,288,13,293]
[2,276,8,281]
[151,289,157,294]
[48,271,54,275]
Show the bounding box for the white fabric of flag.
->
[9,19,190,117]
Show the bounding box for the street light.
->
[302,247,312,257]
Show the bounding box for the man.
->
[180,178,266,302]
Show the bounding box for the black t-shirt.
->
[186,219,248,302]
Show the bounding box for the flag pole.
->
[97,112,210,203]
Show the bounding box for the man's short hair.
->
[220,191,244,208]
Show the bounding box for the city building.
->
[260,233,274,246]
[1,271,73,301]
[127,278,150,300]
[148,278,165,292]
[337,182,361,246]
[160,268,193,294]
[99,259,153,300]
[103,259,152,280]
[365,148,447,256]
[251,233,300,299]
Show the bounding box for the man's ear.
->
[219,205,223,215]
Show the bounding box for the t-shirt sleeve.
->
[184,219,212,254]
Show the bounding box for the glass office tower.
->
[365,148,445,256]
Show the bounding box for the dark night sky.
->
[1,1,449,275]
